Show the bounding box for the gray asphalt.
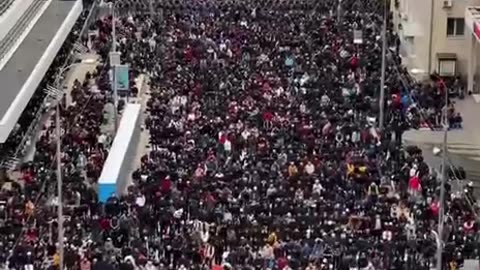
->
[404,96,480,192]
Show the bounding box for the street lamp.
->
[431,230,442,269]
[337,0,342,26]
[43,60,94,270]
[379,0,387,131]
[426,79,449,270]
[436,78,449,270]
[109,1,120,132]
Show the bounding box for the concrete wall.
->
[431,0,479,75]
[392,0,430,74]
[393,0,480,76]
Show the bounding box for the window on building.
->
[400,0,407,12]
[403,36,415,57]
[438,60,456,76]
[447,18,465,37]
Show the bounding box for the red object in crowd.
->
[100,218,110,231]
[193,82,203,96]
[350,56,358,69]
[360,129,369,143]
[184,47,193,62]
[211,265,223,270]
[263,111,274,122]
[436,79,446,93]
[74,134,83,145]
[420,121,430,129]
[207,154,216,162]
[22,172,33,184]
[205,193,215,204]
[430,201,440,216]
[219,132,227,145]
[464,220,475,233]
[25,229,38,242]
[262,82,272,93]
[474,22,480,41]
[199,245,207,259]
[92,152,103,166]
[392,94,401,107]
[277,257,288,270]
[195,165,206,180]
[161,177,172,193]
[408,176,421,191]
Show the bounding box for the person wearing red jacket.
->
[350,55,358,70]
[100,217,110,231]
[430,200,440,217]
[408,175,421,198]
[277,256,288,269]
[263,111,274,130]
[184,45,194,62]
[161,176,172,194]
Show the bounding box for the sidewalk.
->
[404,95,480,185]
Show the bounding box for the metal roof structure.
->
[0,0,82,142]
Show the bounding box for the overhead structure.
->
[0,0,83,143]
[98,104,142,203]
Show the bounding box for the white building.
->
[392,0,480,93]
[465,6,480,95]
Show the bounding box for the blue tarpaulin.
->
[98,183,116,203]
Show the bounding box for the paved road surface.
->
[404,96,480,189]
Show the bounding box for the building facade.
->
[392,0,480,91]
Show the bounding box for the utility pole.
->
[111,2,116,53]
[337,0,342,26]
[45,64,81,270]
[44,83,65,270]
[379,0,387,131]
[55,99,64,270]
[432,230,442,270]
[436,81,449,270]
[149,0,154,15]
[427,0,435,74]
[110,2,119,132]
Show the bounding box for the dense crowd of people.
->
[0,60,111,270]
[0,0,475,269]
